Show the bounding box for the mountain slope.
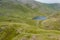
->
[0,0,60,40]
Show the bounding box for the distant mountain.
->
[2,0,60,11]
[47,3,60,10]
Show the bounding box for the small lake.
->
[33,16,47,20]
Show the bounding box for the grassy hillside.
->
[0,22,60,40]
[0,0,60,40]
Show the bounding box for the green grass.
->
[0,22,60,40]
[0,1,60,40]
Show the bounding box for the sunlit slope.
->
[41,13,60,30]
[0,22,60,40]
